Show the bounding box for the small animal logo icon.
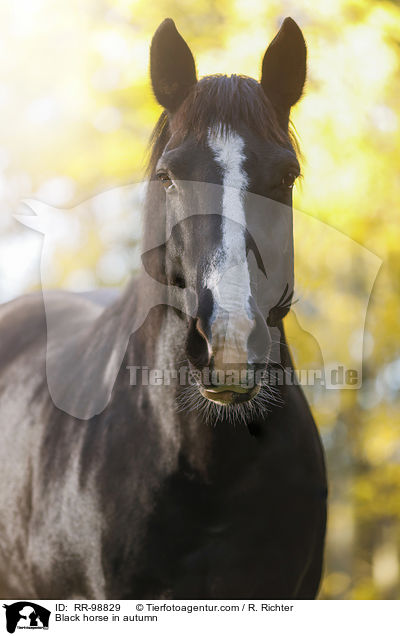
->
[2,602,50,633]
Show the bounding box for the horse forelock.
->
[146,74,300,176]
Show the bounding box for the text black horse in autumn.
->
[0,18,327,599]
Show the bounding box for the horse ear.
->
[260,18,307,126]
[150,18,197,112]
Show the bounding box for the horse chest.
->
[126,437,313,599]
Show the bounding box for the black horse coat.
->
[0,17,327,599]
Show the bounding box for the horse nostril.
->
[186,317,211,369]
[170,271,186,288]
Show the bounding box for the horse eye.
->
[281,172,297,189]
[157,172,175,192]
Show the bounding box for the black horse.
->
[0,18,326,599]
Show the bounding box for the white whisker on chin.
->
[176,369,284,428]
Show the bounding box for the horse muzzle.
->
[186,307,269,405]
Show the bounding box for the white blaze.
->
[207,126,253,365]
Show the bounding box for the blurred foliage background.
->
[0,0,400,599]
